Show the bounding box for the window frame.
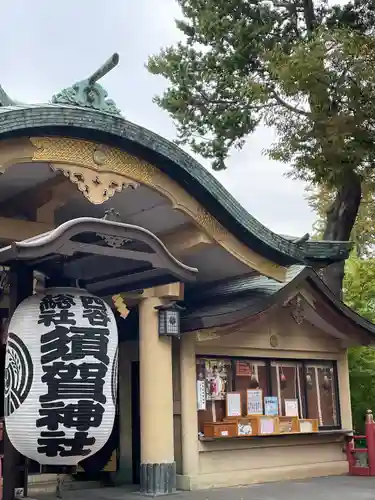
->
[196,355,341,430]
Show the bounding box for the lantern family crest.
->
[155,301,185,338]
[5,287,118,465]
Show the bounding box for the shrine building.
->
[0,54,374,497]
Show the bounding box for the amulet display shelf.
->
[202,391,319,438]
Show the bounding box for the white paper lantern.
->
[4,287,118,466]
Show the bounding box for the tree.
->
[307,182,375,258]
[343,254,375,431]
[348,345,375,433]
[147,0,375,296]
[344,253,375,321]
[309,184,375,430]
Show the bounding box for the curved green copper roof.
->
[182,265,375,340]
[0,88,351,267]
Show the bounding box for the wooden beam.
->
[143,282,184,300]
[0,217,53,242]
[36,179,77,223]
[117,282,184,304]
[0,137,36,172]
[0,172,67,218]
[159,223,213,255]
[0,218,214,259]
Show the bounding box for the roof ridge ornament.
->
[0,85,21,107]
[51,53,122,116]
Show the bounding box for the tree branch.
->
[270,89,311,116]
[194,89,278,112]
[303,0,316,36]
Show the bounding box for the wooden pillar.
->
[138,297,175,495]
[180,334,199,478]
[337,351,352,430]
[3,265,33,500]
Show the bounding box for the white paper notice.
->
[247,389,263,415]
[226,392,242,417]
[284,399,299,417]
[197,380,206,410]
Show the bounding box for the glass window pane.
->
[305,366,319,421]
[298,365,307,418]
[271,361,302,416]
[234,360,268,415]
[196,358,232,433]
[306,362,338,427]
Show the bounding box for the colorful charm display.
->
[4,287,118,465]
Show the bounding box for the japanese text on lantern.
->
[36,293,110,458]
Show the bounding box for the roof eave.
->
[0,105,316,268]
[182,267,375,342]
[307,272,375,339]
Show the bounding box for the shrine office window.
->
[196,357,340,431]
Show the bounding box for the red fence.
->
[346,410,375,476]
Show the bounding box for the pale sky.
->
[0,0,316,237]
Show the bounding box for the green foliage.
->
[344,253,375,322]
[342,254,375,432]
[148,0,375,297]
[348,345,375,433]
[148,0,375,186]
[264,29,375,186]
[307,181,375,257]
